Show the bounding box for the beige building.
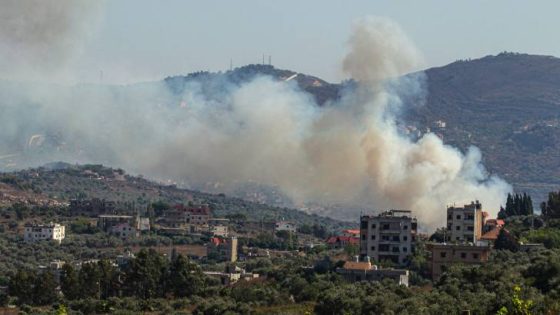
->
[360,210,417,266]
[24,223,66,244]
[427,243,491,280]
[336,257,409,286]
[446,201,485,243]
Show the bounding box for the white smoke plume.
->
[0,14,511,229]
[0,0,105,82]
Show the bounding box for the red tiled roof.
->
[210,237,226,246]
[481,226,501,241]
[326,236,359,245]
[343,229,360,235]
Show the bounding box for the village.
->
[19,197,532,290]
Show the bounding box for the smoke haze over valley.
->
[0,5,514,229]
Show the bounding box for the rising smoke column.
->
[0,11,511,230]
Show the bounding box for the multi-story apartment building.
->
[360,210,417,266]
[446,201,485,243]
[427,243,491,280]
[24,222,66,244]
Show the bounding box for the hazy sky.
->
[46,1,560,84]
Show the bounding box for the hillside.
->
[1,53,559,209]
[404,53,560,203]
[0,163,349,230]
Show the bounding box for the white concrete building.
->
[275,221,297,233]
[360,210,417,266]
[24,223,66,244]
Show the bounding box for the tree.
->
[497,285,534,315]
[98,259,119,299]
[541,191,560,220]
[495,229,519,252]
[123,249,168,299]
[8,270,35,305]
[498,206,507,220]
[167,254,205,297]
[78,262,101,299]
[61,264,80,300]
[32,271,58,305]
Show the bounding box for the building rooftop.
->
[342,261,373,271]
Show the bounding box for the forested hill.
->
[0,163,349,230]
[404,53,560,203]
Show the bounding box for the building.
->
[427,243,491,280]
[98,215,142,238]
[109,222,138,239]
[275,221,297,233]
[336,257,409,286]
[69,198,117,216]
[360,210,417,266]
[210,224,228,237]
[160,204,211,228]
[326,236,359,249]
[208,236,238,262]
[203,265,260,286]
[24,222,66,244]
[446,201,485,243]
[342,229,360,238]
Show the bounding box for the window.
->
[456,215,461,220]
[361,221,368,229]
[473,253,479,259]
[382,224,390,230]
[392,246,400,253]
[403,236,408,241]
[440,252,447,258]
[371,224,376,229]
[371,246,376,251]
[461,252,467,259]
[361,234,366,240]
[403,247,408,252]
[467,226,474,231]
[456,225,461,230]
[447,214,452,220]
[371,235,376,240]
[379,244,390,252]
[392,236,400,241]
[456,237,460,241]
[403,225,408,230]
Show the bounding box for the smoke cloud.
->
[0,14,511,229]
[0,0,105,81]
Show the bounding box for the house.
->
[69,198,117,216]
[97,215,142,238]
[275,221,297,233]
[204,264,260,285]
[326,236,359,249]
[336,256,409,286]
[427,243,491,280]
[24,222,66,244]
[360,210,417,266]
[109,222,138,239]
[160,204,211,228]
[446,201,485,243]
[342,229,360,238]
[208,236,238,262]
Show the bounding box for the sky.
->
[12,1,560,84]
